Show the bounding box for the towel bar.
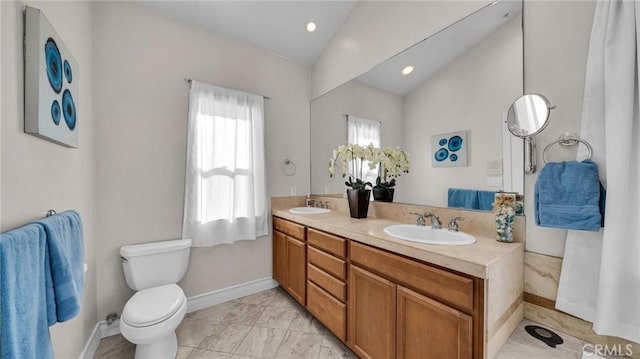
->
[543,133,593,164]
[45,209,57,217]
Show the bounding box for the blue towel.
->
[477,191,497,211]
[448,188,479,210]
[535,160,603,231]
[35,210,85,323]
[0,224,54,359]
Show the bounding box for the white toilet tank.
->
[121,238,192,291]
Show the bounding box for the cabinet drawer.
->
[350,241,474,313]
[307,263,346,302]
[308,228,346,259]
[273,217,306,241]
[308,246,347,281]
[307,281,346,341]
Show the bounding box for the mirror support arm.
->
[524,137,537,174]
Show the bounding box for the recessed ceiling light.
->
[402,66,414,76]
[306,22,317,32]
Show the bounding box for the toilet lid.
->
[122,284,185,327]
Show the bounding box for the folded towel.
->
[0,224,54,359]
[535,160,603,231]
[35,210,85,323]
[477,190,496,211]
[448,188,479,210]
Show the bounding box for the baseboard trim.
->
[187,277,279,313]
[524,291,557,312]
[79,321,101,359]
[100,319,121,338]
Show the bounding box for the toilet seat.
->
[122,284,185,327]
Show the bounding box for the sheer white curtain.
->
[182,81,268,247]
[557,0,640,343]
[347,115,380,184]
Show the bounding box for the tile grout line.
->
[233,294,286,358]
[230,304,269,357]
[267,293,300,359]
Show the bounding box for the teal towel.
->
[535,160,603,231]
[448,188,479,210]
[35,210,85,323]
[477,191,497,211]
[0,224,54,359]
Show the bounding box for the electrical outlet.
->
[290,186,297,196]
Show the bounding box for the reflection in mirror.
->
[507,94,552,138]
[310,0,523,211]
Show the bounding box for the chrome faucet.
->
[409,212,426,226]
[424,213,442,229]
[448,217,465,232]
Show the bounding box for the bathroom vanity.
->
[271,196,524,359]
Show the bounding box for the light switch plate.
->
[487,176,503,187]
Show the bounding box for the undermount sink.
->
[289,207,331,214]
[383,224,476,246]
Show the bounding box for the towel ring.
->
[542,133,593,164]
[283,159,296,176]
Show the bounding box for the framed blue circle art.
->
[24,6,80,148]
[431,131,468,167]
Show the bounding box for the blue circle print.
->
[448,135,463,152]
[64,60,72,83]
[438,138,448,146]
[45,38,63,93]
[51,100,61,125]
[435,148,449,162]
[450,154,458,162]
[62,90,76,130]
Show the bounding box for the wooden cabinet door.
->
[397,286,472,359]
[273,230,287,286]
[286,236,306,305]
[349,265,396,359]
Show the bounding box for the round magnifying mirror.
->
[507,94,553,138]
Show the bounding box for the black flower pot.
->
[372,188,395,202]
[347,188,371,219]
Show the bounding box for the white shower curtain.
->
[557,0,640,343]
[182,81,268,247]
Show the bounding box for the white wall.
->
[92,2,311,320]
[0,1,97,358]
[311,0,492,99]
[402,15,522,207]
[310,80,403,195]
[523,0,596,257]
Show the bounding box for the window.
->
[182,81,267,247]
[347,115,381,185]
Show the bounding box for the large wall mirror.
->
[310,0,523,211]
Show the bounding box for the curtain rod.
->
[184,78,271,100]
[343,114,382,124]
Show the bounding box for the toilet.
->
[119,238,192,359]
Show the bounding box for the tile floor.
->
[95,287,354,359]
[95,287,586,359]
